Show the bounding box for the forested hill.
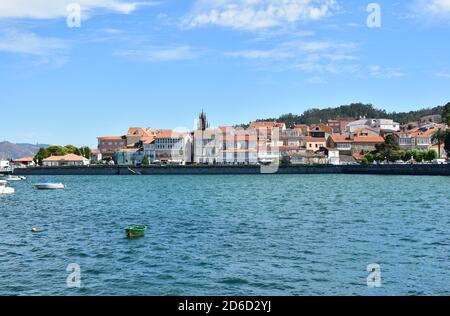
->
[254,103,446,127]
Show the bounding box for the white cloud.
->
[225,48,293,59]
[226,40,357,60]
[183,0,338,31]
[368,65,405,79]
[115,45,202,62]
[423,0,450,15]
[413,0,450,20]
[0,0,145,19]
[0,29,67,56]
[225,39,361,77]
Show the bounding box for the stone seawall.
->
[13,164,450,176]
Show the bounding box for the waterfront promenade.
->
[12,164,450,176]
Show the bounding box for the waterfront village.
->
[3,111,450,170]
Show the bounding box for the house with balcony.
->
[145,130,192,165]
[327,134,385,154]
[395,125,445,151]
[97,135,127,160]
[280,128,305,147]
[218,130,258,164]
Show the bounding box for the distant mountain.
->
[0,142,48,160]
[15,143,50,149]
[253,103,446,127]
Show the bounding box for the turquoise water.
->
[0,175,449,296]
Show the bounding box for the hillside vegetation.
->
[254,103,446,127]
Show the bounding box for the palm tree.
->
[431,128,447,158]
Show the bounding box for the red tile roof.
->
[43,154,87,162]
[155,130,187,139]
[330,134,384,143]
[13,157,34,162]
[98,136,124,141]
[353,137,385,143]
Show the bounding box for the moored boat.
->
[0,175,23,181]
[34,180,65,190]
[0,180,15,195]
[125,225,147,238]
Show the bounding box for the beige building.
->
[328,134,385,154]
[304,138,327,152]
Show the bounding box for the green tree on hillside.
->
[442,102,450,126]
[445,132,450,156]
[254,103,444,126]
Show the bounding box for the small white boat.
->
[34,180,65,190]
[0,180,15,194]
[1,175,23,181]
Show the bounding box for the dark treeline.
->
[252,103,447,127]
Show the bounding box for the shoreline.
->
[12,164,450,176]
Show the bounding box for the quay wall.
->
[12,164,450,176]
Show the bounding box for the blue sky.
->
[0,0,449,147]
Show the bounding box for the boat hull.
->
[0,188,15,194]
[125,226,147,238]
[1,177,22,181]
[34,183,65,190]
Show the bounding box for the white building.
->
[144,130,192,164]
[12,157,36,168]
[346,119,400,133]
[90,149,103,164]
[0,160,10,170]
[42,154,90,167]
[323,148,340,165]
[218,130,258,164]
[194,128,221,164]
[115,148,145,166]
[249,121,285,164]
